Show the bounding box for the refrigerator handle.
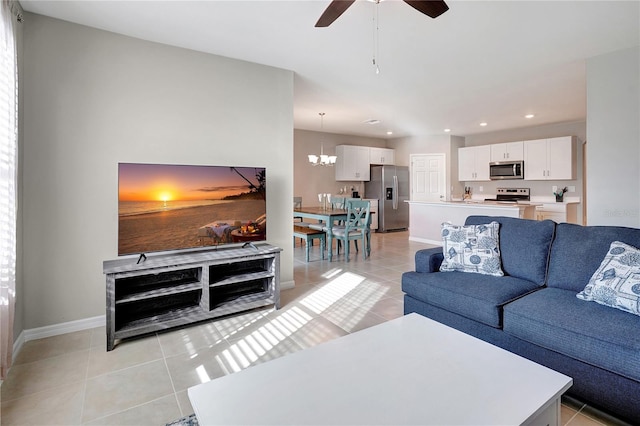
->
[393,175,398,210]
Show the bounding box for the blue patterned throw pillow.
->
[576,241,640,316]
[439,221,504,276]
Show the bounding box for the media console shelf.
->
[103,243,282,351]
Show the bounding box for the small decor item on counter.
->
[463,186,472,200]
[554,186,568,202]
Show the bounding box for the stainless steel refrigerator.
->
[365,165,409,232]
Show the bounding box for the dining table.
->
[293,206,371,261]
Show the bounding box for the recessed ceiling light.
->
[480,122,488,127]
[525,114,535,119]
[363,119,381,125]
[444,128,451,133]
[386,131,393,135]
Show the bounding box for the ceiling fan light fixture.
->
[315,0,448,27]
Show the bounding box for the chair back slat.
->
[345,200,370,233]
[331,196,346,210]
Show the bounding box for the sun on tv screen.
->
[118,163,266,256]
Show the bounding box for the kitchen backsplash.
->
[459,180,582,203]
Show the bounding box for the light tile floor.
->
[1,232,630,425]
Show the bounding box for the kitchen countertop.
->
[406,200,540,208]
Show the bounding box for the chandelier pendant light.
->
[308,112,337,166]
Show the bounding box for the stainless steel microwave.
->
[489,161,524,180]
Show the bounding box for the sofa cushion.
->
[576,241,640,316]
[439,221,504,276]
[504,287,640,382]
[547,223,640,292]
[401,270,539,328]
[464,216,555,286]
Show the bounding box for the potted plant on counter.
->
[554,187,568,202]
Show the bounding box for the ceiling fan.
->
[315,0,449,27]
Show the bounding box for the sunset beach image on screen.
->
[118,163,266,255]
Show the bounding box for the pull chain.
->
[372,1,380,74]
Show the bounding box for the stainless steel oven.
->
[489,161,524,180]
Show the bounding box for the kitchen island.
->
[407,200,538,245]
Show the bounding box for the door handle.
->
[392,175,398,209]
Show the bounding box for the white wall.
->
[293,129,387,205]
[21,14,294,329]
[586,47,640,227]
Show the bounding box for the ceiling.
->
[20,0,640,138]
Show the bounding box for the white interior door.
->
[410,154,446,202]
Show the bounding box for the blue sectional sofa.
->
[402,215,640,423]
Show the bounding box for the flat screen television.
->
[118,163,266,256]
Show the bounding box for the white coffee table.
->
[188,313,572,425]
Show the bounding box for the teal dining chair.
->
[331,199,370,261]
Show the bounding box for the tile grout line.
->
[157,332,184,417]
[82,394,177,425]
[79,327,103,424]
[81,334,177,424]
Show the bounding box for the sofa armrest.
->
[415,247,444,273]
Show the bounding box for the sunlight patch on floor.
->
[215,306,313,375]
[300,272,365,314]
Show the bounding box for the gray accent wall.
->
[586,47,640,227]
[21,14,294,329]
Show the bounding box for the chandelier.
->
[308,112,337,166]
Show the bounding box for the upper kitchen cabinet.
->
[524,136,576,180]
[335,145,371,181]
[458,145,491,181]
[490,141,524,162]
[369,147,395,165]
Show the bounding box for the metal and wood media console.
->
[103,243,281,351]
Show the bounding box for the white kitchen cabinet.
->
[335,145,371,181]
[458,145,491,181]
[369,147,395,165]
[490,141,524,162]
[524,136,576,180]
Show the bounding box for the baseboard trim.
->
[11,315,105,362]
[12,330,25,362]
[408,236,442,246]
[23,315,106,343]
[280,279,295,290]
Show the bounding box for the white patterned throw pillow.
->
[439,221,504,276]
[576,241,640,316]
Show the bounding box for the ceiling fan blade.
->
[403,0,449,19]
[315,0,356,27]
